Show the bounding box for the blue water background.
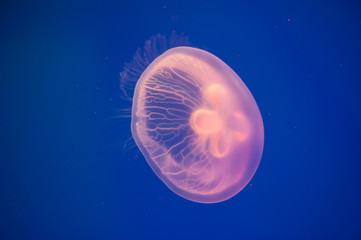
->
[1,0,361,239]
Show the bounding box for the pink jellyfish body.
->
[131,47,264,203]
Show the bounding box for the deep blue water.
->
[1,0,361,239]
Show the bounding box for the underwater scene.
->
[1,0,361,239]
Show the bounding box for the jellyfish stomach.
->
[189,84,250,158]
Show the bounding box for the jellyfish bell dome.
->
[128,45,264,204]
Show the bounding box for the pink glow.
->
[131,47,264,203]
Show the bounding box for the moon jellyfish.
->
[120,34,264,203]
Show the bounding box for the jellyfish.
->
[119,33,264,203]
